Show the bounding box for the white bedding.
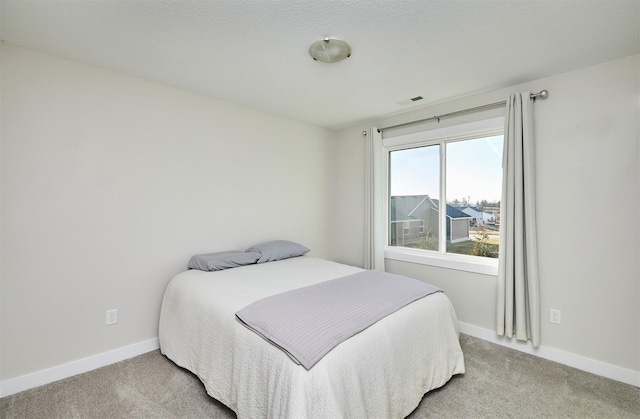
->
[159,256,465,419]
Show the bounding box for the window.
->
[383,117,504,274]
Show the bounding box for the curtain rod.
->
[377,90,549,133]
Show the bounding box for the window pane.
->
[388,145,440,250]
[446,135,503,258]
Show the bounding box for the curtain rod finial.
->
[535,90,549,100]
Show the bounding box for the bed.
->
[159,256,465,418]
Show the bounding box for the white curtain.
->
[497,92,541,347]
[364,127,385,271]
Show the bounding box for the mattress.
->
[159,256,465,418]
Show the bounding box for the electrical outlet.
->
[550,308,561,324]
[106,309,118,326]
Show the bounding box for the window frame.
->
[382,117,504,275]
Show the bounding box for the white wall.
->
[331,55,640,376]
[0,44,335,381]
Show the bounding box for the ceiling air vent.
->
[398,95,424,105]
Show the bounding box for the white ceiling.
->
[2,0,639,129]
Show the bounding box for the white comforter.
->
[159,257,465,419]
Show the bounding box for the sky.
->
[389,135,504,204]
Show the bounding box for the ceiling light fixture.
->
[309,38,351,63]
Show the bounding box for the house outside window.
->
[383,117,504,275]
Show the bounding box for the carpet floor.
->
[1,334,638,418]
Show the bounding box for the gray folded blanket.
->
[236,270,441,369]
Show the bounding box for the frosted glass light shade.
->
[309,38,351,63]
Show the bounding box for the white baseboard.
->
[0,338,160,398]
[2,326,638,399]
[458,322,640,388]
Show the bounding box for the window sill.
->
[384,247,498,276]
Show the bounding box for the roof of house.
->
[431,199,473,219]
[390,195,471,220]
[390,195,432,221]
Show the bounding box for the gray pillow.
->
[245,240,310,263]
[188,251,260,271]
